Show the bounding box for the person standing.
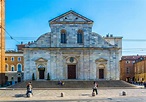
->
[26,82,33,97]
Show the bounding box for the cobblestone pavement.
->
[0,87,146,102]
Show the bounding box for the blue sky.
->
[5,0,146,55]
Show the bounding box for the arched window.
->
[18,57,21,61]
[61,29,66,43]
[11,65,15,71]
[77,29,83,43]
[17,64,22,72]
[5,64,9,71]
[11,57,14,61]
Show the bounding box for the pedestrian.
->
[26,82,29,95]
[61,81,65,86]
[58,80,62,85]
[92,82,98,95]
[26,82,33,97]
[58,80,65,86]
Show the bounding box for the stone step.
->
[8,80,135,88]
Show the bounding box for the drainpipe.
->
[144,58,146,82]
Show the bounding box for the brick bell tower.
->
[0,0,5,86]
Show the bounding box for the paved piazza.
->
[0,87,146,102]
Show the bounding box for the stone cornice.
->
[49,10,93,24]
[50,21,93,24]
[24,47,121,50]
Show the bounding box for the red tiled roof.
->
[121,55,146,60]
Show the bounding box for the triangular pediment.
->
[49,10,93,24]
[96,58,107,62]
[35,57,47,62]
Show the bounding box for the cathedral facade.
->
[24,10,122,80]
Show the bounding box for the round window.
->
[70,57,74,63]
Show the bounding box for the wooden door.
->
[39,70,45,79]
[68,65,76,79]
[99,69,104,79]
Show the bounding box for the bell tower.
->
[0,0,5,86]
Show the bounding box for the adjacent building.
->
[120,55,146,82]
[23,10,122,81]
[120,56,139,82]
[5,43,25,85]
[134,56,146,83]
[0,0,5,86]
[5,51,24,85]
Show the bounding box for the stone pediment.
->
[49,10,93,24]
[35,57,47,62]
[95,58,107,62]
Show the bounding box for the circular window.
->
[70,57,74,63]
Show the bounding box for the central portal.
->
[39,68,45,79]
[99,69,104,79]
[68,65,76,79]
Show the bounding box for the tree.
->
[32,73,35,80]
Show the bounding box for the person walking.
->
[26,82,29,95]
[93,81,98,95]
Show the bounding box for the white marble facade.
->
[24,10,122,80]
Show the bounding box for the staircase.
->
[7,80,135,89]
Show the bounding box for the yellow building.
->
[0,0,5,86]
[5,51,24,85]
[134,57,146,83]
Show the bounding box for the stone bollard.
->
[61,92,64,97]
[92,92,95,96]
